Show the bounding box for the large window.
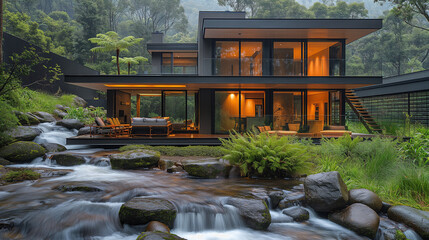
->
[215,41,262,76]
[273,42,303,76]
[273,91,302,130]
[307,41,343,76]
[162,52,197,74]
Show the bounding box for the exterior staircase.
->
[345,89,382,134]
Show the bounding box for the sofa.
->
[131,117,172,136]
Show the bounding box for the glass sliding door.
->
[241,42,262,76]
[307,91,329,133]
[273,92,302,130]
[138,92,162,118]
[163,91,186,131]
[215,41,239,76]
[214,91,240,133]
[329,91,341,125]
[187,91,199,131]
[242,91,265,131]
[273,42,303,76]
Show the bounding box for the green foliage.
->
[315,135,429,210]
[64,107,106,125]
[220,130,312,178]
[2,169,40,182]
[401,128,429,167]
[119,145,223,157]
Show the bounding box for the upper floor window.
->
[273,42,303,76]
[162,52,197,74]
[307,41,343,76]
[214,41,262,76]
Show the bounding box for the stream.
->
[0,123,422,240]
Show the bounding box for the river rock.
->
[329,203,380,239]
[0,141,46,163]
[136,231,186,240]
[56,119,84,130]
[304,171,349,213]
[158,159,174,170]
[14,111,40,125]
[53,109,67,118]
[349,189,383,212]
[184,162,227,178]
[41,143,66,153]
[0,157,12,166]
[54,184,101,192]
[51,153,86,166]
[145,221,170,233]
[32,111,56,122]
[226,197,271,230]
[387,205,429,239]
[278,192,305,209]
[282,206,309,222]
[268,191,286,209]
[73,96,87,107]
[381,202,392,214]
[5,126,42,142]
[78,127,91,136]
[109,149,160,170]
[119,197,177,228]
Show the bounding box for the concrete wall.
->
[3,32,105,107]
[199,89,213,134]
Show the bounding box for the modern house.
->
[65,11,383,143]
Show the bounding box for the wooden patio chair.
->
[90,117,120,137]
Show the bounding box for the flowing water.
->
[0,123,422,240]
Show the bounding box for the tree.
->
[218,0,259,17]
[0,0,4,65]
[310,2,329,18]
[376,0,429,31]
[89,31,143,75]
[112,56,147,74]
[105,0,129,31]
[255,0,314,18]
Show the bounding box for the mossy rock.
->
[119,197,177,228]
[14,111,40,126]
[0,157,12,166]
[41,143,67,153]
[0,141,46,163]
[51,154,86,166]
[5,126,42,142]
[109,149,160,170]
[226,197,271,230]
[136,231,186,240]
[183,161,227,179]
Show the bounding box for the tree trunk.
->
[128,62,131,75]
[116,48,120,75]
[0,0,5,65]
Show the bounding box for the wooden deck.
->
[66,133,229,146]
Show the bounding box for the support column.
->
[136,94,141,117]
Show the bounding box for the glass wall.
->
[241,42,262,76]
[164,91,186,126]
[241,91,265,131]
[307,41,343,76]
[137,92,162,118]
[307,91,329,132]
[187,91,198,130]
[273,42,303,76]
[162,52,197,74]
[214,41,262,76]
[215,91,240,133]
[273,91,302,130]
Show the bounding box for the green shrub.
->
[2,169,40,182]
[395,166,429,204]
[64,107,106,125]
[220,130,311,178]
[400,128,429,167]
[119,145,223,157]
[320,134,363,158]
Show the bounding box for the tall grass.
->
[8,88,75,113]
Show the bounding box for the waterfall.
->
[174,202,244,232]
[33,122,84,150]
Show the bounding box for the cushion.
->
[288,123,300,131]
[132,118,144,124]
[257,126,266,133]
[107,118,115,126]
[95,117,105,127]
[264,126,272,131]
[144,118,157,123]
[156,119,167,123]
[329,125,346,130]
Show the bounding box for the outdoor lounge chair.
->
[320,125,352,137]
[258,125,298,136]
[90,117,121,137]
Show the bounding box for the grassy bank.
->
[119,145,223,157]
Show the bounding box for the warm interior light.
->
[139,93,161,96]
[105,84,186,88]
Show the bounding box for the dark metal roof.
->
[147,43,198,52]
[354,70,429,97]
[203,18,383,30]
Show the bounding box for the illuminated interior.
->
[215,41,262,76]
[273,91,302,130]
[273,42,302,76]
[307,41,342,76]
[162,52,197,74]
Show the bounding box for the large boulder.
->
[329,203,380,239]
[387,205,429,239]
[5,126,42,142]
[14,111,40,125]
[0,141,46,163]
[78,127,91,136]
[304,171,349,213]
[73,96,87,107]
[282,206,309,222]
[226,197,271,230]
[119,197,177,228]
[53,109,67,119]
[146,221,170,233]
[41,143,66,153]
[184,162,228,179]
[109,149,160,170]
[136,232,185,240]
[56,119,84,130]
[32,111,56,122]
[349,189,383,212]
[51,153,86,166]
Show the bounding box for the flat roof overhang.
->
[147,43,198,53]
[65,75,382,91]
[203,19,382,43]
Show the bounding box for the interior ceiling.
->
[204,28,378,44]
